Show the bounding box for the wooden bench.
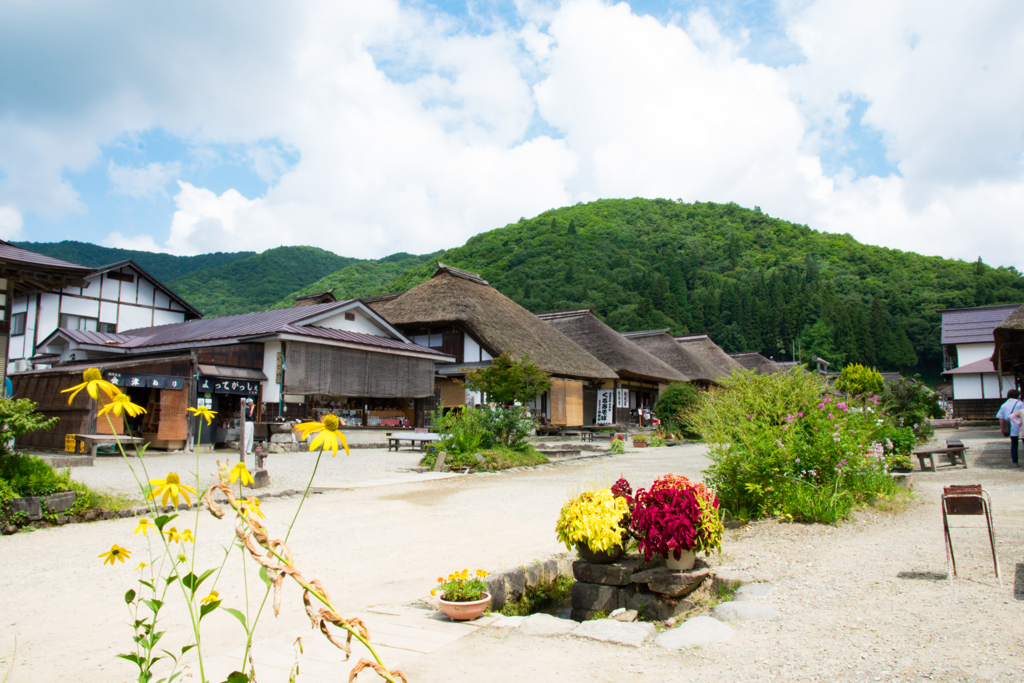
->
[75,434,147,458]
[386,433,440,452]
[914,444,968,472]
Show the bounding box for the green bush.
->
[834,363,884,398]
[0,453,75,497]
[430,407,485,455]
[688,368,899,523]
[654,382,700,435]
[883,376,941,442]
[476,406,534,450]
[608,438,626,454]
[0,477,16,506]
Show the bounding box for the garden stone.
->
[571,582,623,612]
[712,570,755,593]
[613,609,638,622]
[490,615,526,629]
[625,591,694,622]
[247,468,271,489]
[524,562,543,589]
[43,491,76,514]
[631,566,709,597]
[541,558,560,584]
[573,557,642,586]
[734,583,775,601]
[56,516,69,525]
[119,510,132,518]
[556,554,575,577]
[519,613,578,637]
[8,496,42,521]
[655,616,734,649]
[83,510,99,522]
[712,601,780,622]
[573,619,656,647]
[3,525,17,535]
[432,452,448,472]
[486,574,506,610]
[504,567,527,603]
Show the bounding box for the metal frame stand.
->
[941,484,1001,587]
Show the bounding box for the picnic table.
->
[386,433,440,452]
[75,434,147,458]
[914,439,968,472]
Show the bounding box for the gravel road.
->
[1,428,1021,682]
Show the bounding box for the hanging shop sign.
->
[106,372,186,391]
[596,389,614,425]
[197,376,260,397]
[616,388,629,409]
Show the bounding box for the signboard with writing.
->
[596,389,614,425]
[106,372,186,391]
[198,376,260,397]
[616,388,629,409]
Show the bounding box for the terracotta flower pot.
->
[576,542,624,564]
[438,592,491,621]
[632,441,648,448]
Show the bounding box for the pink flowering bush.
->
[688,369,902,524]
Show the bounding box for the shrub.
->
[476,405,534,450]
[0,398,59,457]
[834,364,884,398]
[0,453,74,497]
[430,407,485,454]
[883,376,942,442]
[688,368,899,523]
[654,382,700,435]
[649,434,666,447]
[462,351,552,405]
[609,438,626,454]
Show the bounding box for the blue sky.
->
[1,0,1021,266]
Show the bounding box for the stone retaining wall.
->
[484,554,576,611]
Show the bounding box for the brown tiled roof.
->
[940,304,1022,344]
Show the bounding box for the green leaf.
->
[181,572,198,593]
[142,599,163,614]
[164,575,178,586]
[221,607,247,631]
[181,644,197,655]
[141,484,154,498]
[223,672,248,683]
[139,580,155,590]
[258,566,272,589]
[117,653,144,666]
[125,589,137,604]
[199,600,222,619]
[154,514,177,531]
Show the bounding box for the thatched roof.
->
[621,330,722,383]
[369,264,617,380]
[990,304,1024,371]
[293,290,337,307]
[729,352,782,375]
[675,334,744,378]
[536,309,687,383]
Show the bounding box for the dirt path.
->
[1,428,1021,682]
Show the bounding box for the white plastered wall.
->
[952,372,1013,399]
[956,343,995,366]
[313,308,390,337]
[262,341,282,403]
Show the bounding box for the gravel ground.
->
[2,428,1021,682]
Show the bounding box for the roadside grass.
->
[419,446,549,472]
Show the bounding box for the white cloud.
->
[0,205,23,239]
[1,0,1023,269]
[108,160,181,198]
[103,231,167,252]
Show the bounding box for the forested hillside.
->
[369,199,1024,379]
[168,246,355,316]
[12,240,253,283]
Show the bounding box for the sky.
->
[1,0,1023,268]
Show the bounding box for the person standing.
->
[243,397,257,459]
[996,389,1023,466]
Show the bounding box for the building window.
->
[11,312,25,336]
[345,312,355,321]
[60,314,98,332]
[100,322,117,334]
[106,271,135,283]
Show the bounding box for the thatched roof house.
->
[536,309,686,384]
[621,330,722,384]
[729,352,782,375]
[991,304,1024,376]
[675,334,743,378]
[368,263,616,382]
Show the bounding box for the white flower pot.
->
[664,549,696,570]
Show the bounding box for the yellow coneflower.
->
[294,414,350,457]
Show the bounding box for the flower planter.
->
[632,441,648,448]
[438,592,491,621]
[576,542,624,564]
[662,549,696,570]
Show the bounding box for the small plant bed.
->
[499,575,574,617]
[419,446,548,472]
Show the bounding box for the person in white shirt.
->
[243,398,257,459]
[995,389,1023,466]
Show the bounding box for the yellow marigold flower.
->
[148,472,197,508]
[99,544,131,565]
[437,577,444,583]
[98,392,147,418]
[241,496,265,520]
[135,562,148,572]
[201,591,220,605]
[229,461,254,486]
[430,589,436,596]
[187,406,217,426]
[62,368,120,405]
[294,414,349,457]
[476,569,488,577]
[134,518,155,536]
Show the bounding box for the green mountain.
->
[11,240,254,283]
[168,246,356,317]
[270,251,443,309]
[316,199,1024,379]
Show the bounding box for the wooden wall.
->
[550,378,583,426]
[198,344,264,369]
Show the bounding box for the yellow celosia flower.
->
[134,518,155,536]
[294,414,349,457]
[187,406,217,426]
[135,562,148,572]
[98,392,147,418]
[201,591,220,605]
[241,496,265,520]
[62,368,120,405]
[148,472,197,508]
[229,461,254,486]
[99,544,131,565]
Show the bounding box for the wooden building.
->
[536,309,686,424]
[939,303,1021,419]
[367,263,617,427]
